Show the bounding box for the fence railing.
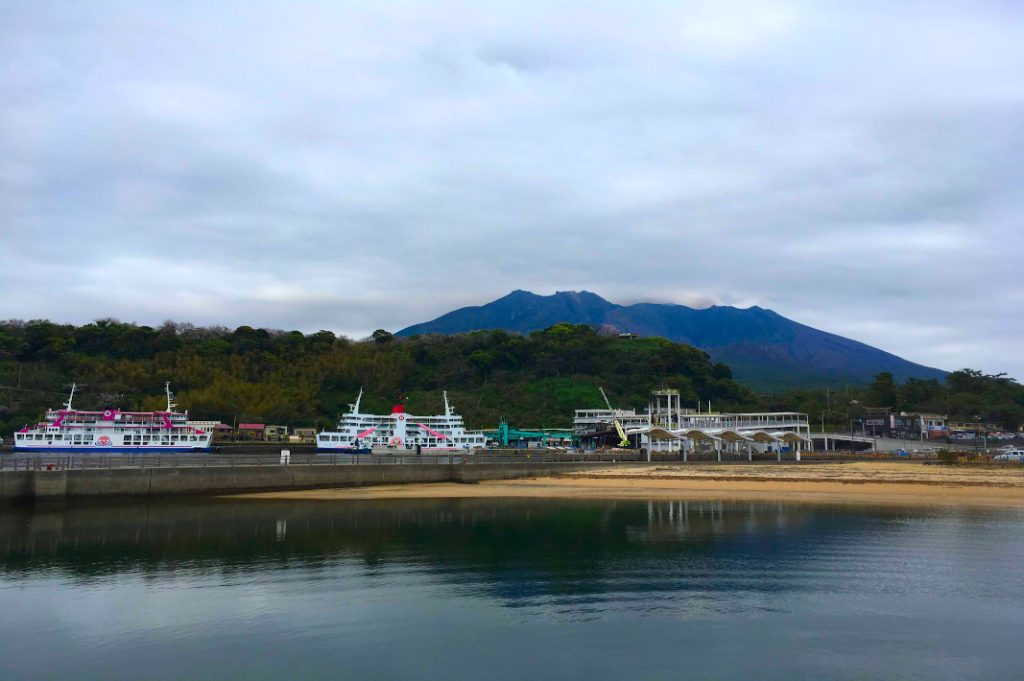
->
[0,448,960,471]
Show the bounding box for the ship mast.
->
[64,383,76,411]
[165,382,177,412]
[352,388,363,414]
[443,390,452,416]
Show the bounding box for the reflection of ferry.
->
[317,390,487,453]
[13,383,213,452]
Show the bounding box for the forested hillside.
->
[0,319,754,434]
[3,319,1020,438]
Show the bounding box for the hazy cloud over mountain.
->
[2,1,1022,377]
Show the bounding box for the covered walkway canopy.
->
[627,425,810,462]
[629,426,809,445]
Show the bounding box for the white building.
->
[574,388,811,460]
[186,420,224,435]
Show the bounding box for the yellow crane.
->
[599,387,631,448]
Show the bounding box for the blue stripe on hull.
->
[12,446,212,454]
[316,447,480,453]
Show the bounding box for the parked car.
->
[993,450,1024,462]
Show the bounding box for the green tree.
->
[867,372,897,408]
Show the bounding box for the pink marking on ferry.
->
[391,404,405,414]
[356,427,377,438]
[161,414,173,429]
[415,423,448,440]
[193,428,206,435]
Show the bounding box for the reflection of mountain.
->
[0,497,969,611]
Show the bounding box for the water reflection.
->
[1,498,1023,681]
[2,499,1021,599]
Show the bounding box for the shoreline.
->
[228,462,1024,508]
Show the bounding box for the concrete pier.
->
[0,462,607,505]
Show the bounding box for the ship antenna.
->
[444,390,452,416]
[64,383,77,411]
[165,382,176,412]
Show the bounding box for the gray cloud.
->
[2,0,1022,375]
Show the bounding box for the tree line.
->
[760,370,1024,432]
[1,318,1021,436]
[0,319,750,434]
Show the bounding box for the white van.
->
[993,450,1024,462]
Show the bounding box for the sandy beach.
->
[230,462,1024,508]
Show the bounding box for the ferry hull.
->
[13,446,212,453]
[317,440,487,452]
[316,446,371,454]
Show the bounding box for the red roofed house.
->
[237,423,266,441]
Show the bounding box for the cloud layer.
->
[2,1,1022,377]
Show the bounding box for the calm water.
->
[1,497,1023,680]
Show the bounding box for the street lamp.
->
[848,400,859,454]
[975,415,981,458]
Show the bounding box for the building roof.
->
[238,423,265,430]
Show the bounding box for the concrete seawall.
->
[0,463,609,504]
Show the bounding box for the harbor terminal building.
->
[574,389,811,459]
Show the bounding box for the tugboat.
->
[316,389,487,453]
[12,383,213,452]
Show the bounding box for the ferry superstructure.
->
[316,390,487,452]
[13,383,213,452]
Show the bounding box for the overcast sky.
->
[2,1,1022,377]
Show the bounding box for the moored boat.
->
[13,383,213,452]
[317,389,487,453]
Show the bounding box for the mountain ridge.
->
[396,290,948,388]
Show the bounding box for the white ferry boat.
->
[13,383,213,453]
[317,390,487,453]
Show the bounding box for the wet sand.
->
[229,462,1024,508]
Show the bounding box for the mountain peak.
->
[395,290,947,387]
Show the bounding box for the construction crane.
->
[599,387,631,448]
